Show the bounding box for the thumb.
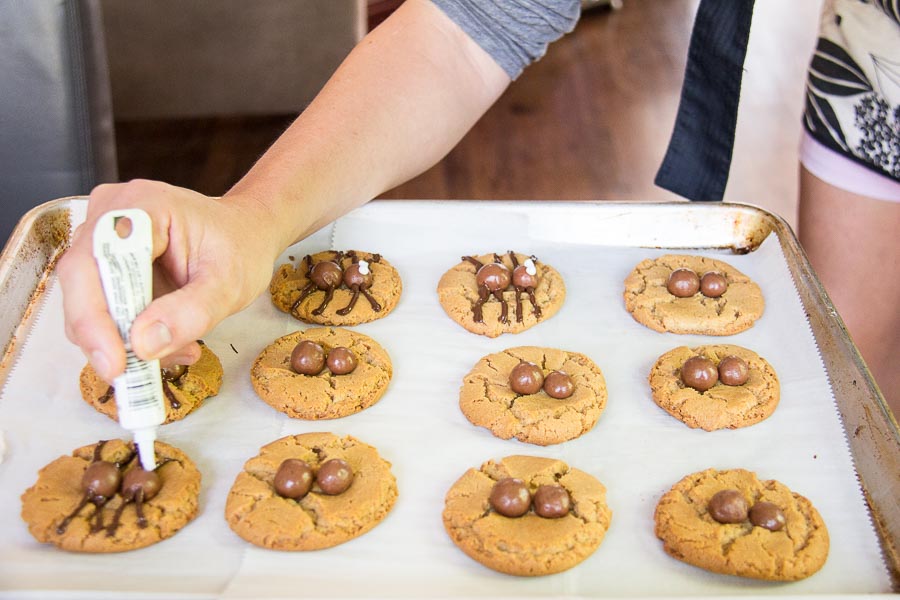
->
[129,275,233,361]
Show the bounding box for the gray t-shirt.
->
[430,0,581,79]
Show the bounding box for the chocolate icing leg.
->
[336,286,361,315]
[312,287,336,315]
[291,281,319,313]
[162,381,181,409]
[492,290,508,324]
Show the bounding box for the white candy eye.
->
[358,260,370,275]
[524,259,537,276]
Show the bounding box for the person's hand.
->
[59,180,283,382]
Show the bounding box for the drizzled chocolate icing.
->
[98,363,189,410]
[463,252,543,324]
[56,441,135,534]
[107,466,162,533]
[508,252,542,323]
[291,251,384,317]
[56,441,171,537]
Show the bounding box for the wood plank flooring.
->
[115,0,822,230]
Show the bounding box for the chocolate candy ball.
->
[310,260,342,290]
[708,489,749,524]
[161,364,186,381]
[316,458,354,495]
[326,347,357,375]
[489,478,531,518]
[718,355,750,386]
[512,264,538,288]
[476,262,511,292]
[291,340,325,375]
[533,485,571,518]
[121,467,162,502]
[343,262,373,288]
[543,371,575,399]
[700,271,728,298]
[681,356,719,392]
[667,268,700,298]
[749,501,786,531]
[274,458,314,499]
[82,461,121,500]
[509,362,544,395]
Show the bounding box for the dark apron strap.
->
[654,0,756,201]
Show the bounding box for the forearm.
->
[226,0,510,249]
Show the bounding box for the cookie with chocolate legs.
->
[624,255,764,335]
[21,439,201,553]
[443,455,612,576]
[270,250,402,325]
[437,251,565,337]
[251,327,392,419]
[225,433,397,550]
[79,341,223,424]
[649,344,779,431]
[459,346,607,445]
[654,468,829,581]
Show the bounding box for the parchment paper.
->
[0,201,891,598]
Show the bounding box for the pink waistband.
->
[800,131,900,202]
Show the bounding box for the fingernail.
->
[141,322,173,358]
[90,350,112,381]
[165,346,201,367]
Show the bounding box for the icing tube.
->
[92,209,165,470]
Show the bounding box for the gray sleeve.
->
[430,0,581,80]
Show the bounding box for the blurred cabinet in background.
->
[101,0,365,120]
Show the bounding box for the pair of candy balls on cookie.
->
[667,268,728,299]
[273,457,354,500]
[708,489,786,532]
[490,478,572,519]
[681,355,749,392]
[290,340,357,376]
[509,362,575,399]
[62,441,166,538]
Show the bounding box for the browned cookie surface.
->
[443,455,611,576]
[270,250,402,325]
[459,346,607,445]
[649,344,779,431]
[21,439,200,553]
[437,252,565,337]
[79,342,223,424]
[250,327,392,419]
[225,433,397,550]
[654,468,829,581]
[624,255,764,335]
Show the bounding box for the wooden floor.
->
[116,0,821,231]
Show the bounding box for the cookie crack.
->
[483,357,505,376]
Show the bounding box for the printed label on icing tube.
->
[92,209,164,470]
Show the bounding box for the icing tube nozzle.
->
[133,427,158,470]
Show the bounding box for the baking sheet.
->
[0,200,891,598]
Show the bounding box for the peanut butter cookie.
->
[437,251,565,337]
[250,327,392,419]
[225,432,397,550]
[649,344,779,431]
[270,250,402,325]
[654,468,829,581]
[460,346,606,445]
[21,439,201,553]
[624,255,764,335]
[79,341,223,424]
[443,455,612,576]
